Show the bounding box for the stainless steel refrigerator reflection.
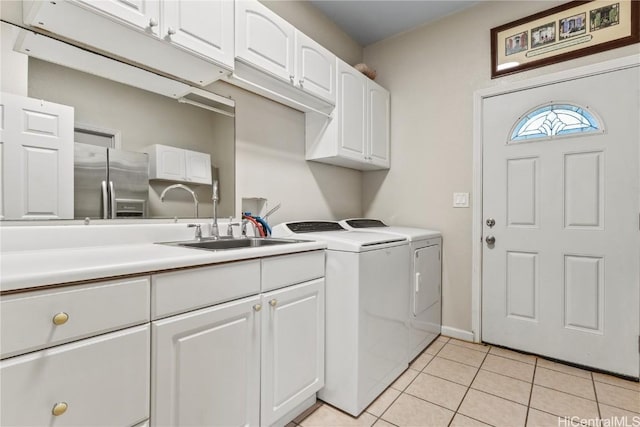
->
[74,142,149,219]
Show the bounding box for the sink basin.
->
[165,237,305,251]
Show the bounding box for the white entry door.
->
[482,66,640,378]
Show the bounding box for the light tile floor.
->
[293,336,640,427]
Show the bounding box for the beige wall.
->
[362,1,640,334]
[261,0,363,65]
[218,82,363,225]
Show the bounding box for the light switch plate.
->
[453,192,469,208]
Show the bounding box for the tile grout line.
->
[523,355,538,427]
[591,372,602,421]
[447,344,494,427]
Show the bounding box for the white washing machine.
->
[340,219,442,362]
[272,221,410,416]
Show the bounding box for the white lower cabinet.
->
[261,279,325,426]
[151,295,261,427]
[0,325,150,427]
[151,264,325,427]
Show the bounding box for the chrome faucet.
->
[211,180,219,239]
[160,184,199,218]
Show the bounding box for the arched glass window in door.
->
[509,103,603,142]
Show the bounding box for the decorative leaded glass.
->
[509,103,602,142]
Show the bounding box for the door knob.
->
[485,235,496,245]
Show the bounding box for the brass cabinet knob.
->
[269,299,277,307]
[253,304,262,312]
[52,402,68,416]
[52,312,69,326]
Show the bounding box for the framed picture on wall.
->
[490,0,639,78]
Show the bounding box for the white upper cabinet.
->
[0,92,74,220]
[76,0,160,34]
[161,0,234,69]
[23,0,232,86]
[367,79,391,167]
[338,61,367,161]
[295,31,336,104]
[233,0,336,109]
[306,60,390,171]
[235,0,295,82]
[146,144,212,185]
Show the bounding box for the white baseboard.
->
[441,326,475,342]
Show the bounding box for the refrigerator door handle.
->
[109,181,116,219]
[101,180,109,219]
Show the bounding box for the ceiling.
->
[308,0,480,46]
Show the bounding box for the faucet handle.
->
[187,223,202,240]
[227,217,241,237]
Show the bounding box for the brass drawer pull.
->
[52,312,69,326]
[52,402,68,416]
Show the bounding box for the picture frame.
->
[490,1,639,78]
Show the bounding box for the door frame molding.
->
[471,54,640,343]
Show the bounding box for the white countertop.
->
[0,241,326,293]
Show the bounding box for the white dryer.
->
[272,221,410,416]
[340,219,442,362]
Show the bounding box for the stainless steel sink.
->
[163,237,305,251]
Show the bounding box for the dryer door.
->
[413,245,441,317]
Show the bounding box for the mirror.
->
[2,23,236,222]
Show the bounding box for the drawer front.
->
[152,260,261,319]
[0,325,150,427]
[261,250,325,292]
[1,277,150,359]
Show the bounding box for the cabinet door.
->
[185,149,212,185]
[0,325,150,427]
[152,296,261,427]
[261,279,325,426]
[367,80,390,168]
[154,145,186,181]
[295,31,336,104]
[0,92,74,219]
[337,61,367,161]
[235,0,295,82]
[162,0,234,68]
[76,0,160,35]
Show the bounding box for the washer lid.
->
[272,221,407,252]
[339,218,441,241]
[344,218,388,228]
